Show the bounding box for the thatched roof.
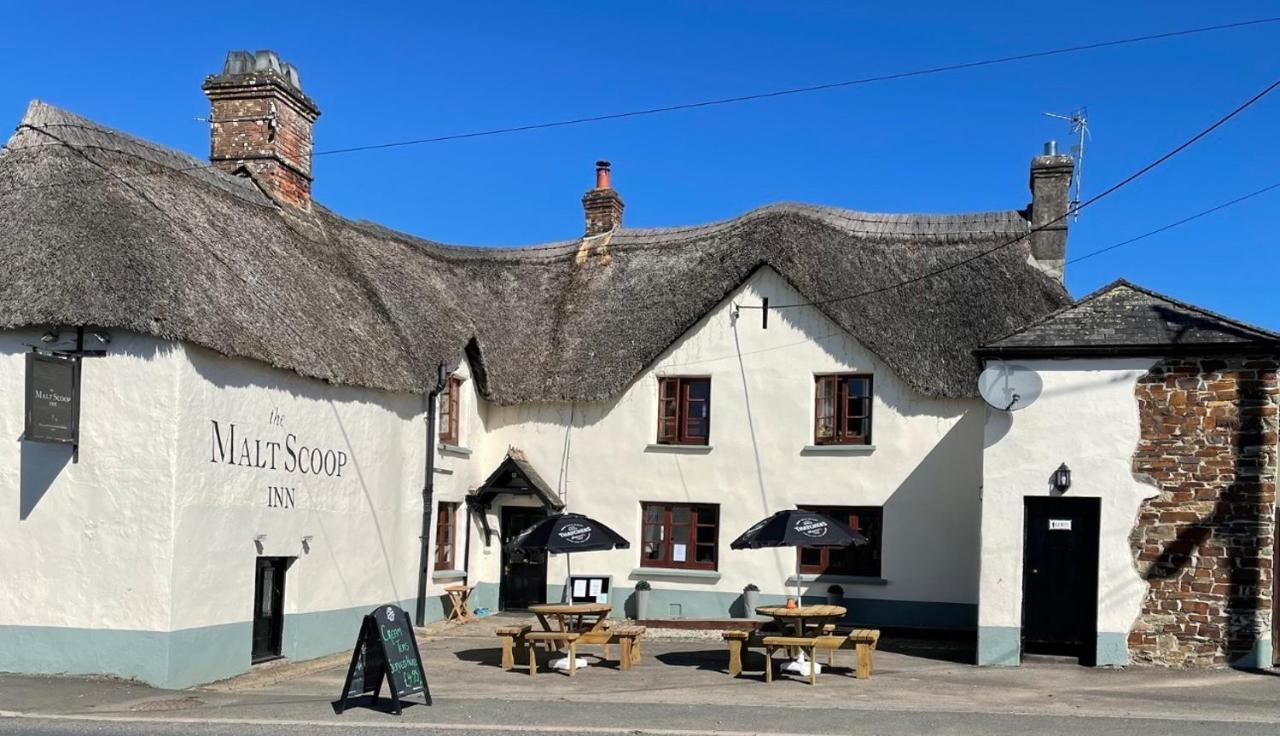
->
[0,100,1070,402]
[978,279,1280,358]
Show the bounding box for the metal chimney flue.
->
[1043,140,1058,156]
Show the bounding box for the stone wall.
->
[1129,357,1278,666]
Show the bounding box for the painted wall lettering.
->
[209,419,348,477]
[267,486,296,509]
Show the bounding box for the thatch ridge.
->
[0,100,1071,402]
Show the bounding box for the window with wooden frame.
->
[438,375,462,445]
[641,502,719,570]
[797,506,882,577]
[657,377,711,445]
[434,501,457,570]
[814,374,873,445]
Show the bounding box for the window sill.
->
[644,444,713,454]
[800,444,876,456]
[785,574,887,587]
[630,567,722,583]
[438,443,473,458]
[432,569,467,582]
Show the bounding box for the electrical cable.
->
[1,17,1277,197]
[742,77,1280,311]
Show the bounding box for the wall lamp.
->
[1052,463,1072,494]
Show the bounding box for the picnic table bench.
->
[499,604,645,675]
[724,627,880,680]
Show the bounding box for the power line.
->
[742,77,1280,311]
[1067,181,1280,265]
[312,17,1280,157]
[1,16,1278,199]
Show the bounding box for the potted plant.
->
[742,583,760,617]
[633,580,651,620]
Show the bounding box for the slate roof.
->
[0,100,1073,401]
[977,279,1280,357]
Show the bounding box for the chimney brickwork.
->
[582,160,624,235]
[1027,146,1074,281]
[203,51,320,210]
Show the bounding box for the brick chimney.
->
[203,50,320,210]
[582,160,624,235]
[1027,141,1075,280]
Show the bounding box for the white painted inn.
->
[1,52,1276,687]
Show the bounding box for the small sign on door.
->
[1049,519,1072,531]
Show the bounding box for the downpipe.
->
[415,363,448,627]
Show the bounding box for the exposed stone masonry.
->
[1129,357,1279,666]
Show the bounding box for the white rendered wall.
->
[169,341,427,632]
[454,268,985,618]
[978,358,1159,663]
[0,329,178,632]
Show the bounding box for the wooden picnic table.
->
[755,604,846,637]
[526,603,614,667]
[528,602,612,636]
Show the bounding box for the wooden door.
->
[500,507,547,610]
[1022,497,1100,664]
[251,557,288,663]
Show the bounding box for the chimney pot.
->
[595,160,612,190]
[1043,140,1058,156]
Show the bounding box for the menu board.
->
[336,604,431,715]
[24,352,79,445]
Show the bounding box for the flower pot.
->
[742,588,760,617]
[634,589,650,620]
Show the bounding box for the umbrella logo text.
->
[559,523,592,545]
[794,518,829,538]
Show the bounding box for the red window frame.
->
[797,506,882,577]
[438,375,462,445]
[814,374,873,445]
[657,377,711,445]
[640,502,719,570]
[434,501,457,570]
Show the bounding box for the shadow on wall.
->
[1136,360,1275,670]
[185,342,423,422]
[19,440,72,520]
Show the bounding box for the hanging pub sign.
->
[336,604,431,715]
[24,352,81,446]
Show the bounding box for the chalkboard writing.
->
[336,604,430,715]
[24,352,80,446]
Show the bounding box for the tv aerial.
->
[1044,107,1089,221]
[978,364,1043,412]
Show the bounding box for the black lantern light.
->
[1052,463,1072,493]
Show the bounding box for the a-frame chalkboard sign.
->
[335,604,431,715]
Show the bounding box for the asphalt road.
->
[4,697,1280,736]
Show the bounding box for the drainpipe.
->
[462,501,474,586]
[415,363,448,627]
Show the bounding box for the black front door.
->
[1022,497,1100,664]
[500,507,547,610]
[251,557,289,663]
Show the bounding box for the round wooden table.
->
[755,604,846,676]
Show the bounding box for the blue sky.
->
[3,2,1277,328]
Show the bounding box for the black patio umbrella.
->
[731,509,868,603]
[504,512,630,602]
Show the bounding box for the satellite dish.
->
[978,364,1042,412]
